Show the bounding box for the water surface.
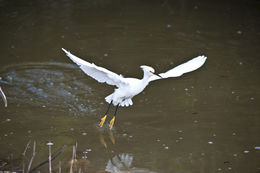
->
[0,0,260,172]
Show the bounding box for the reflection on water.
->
[106,153,157,173]
[100,132,157,173]
[1,0,260,172]
[100,131,115,148]
[106,153,134,173]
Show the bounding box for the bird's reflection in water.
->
[99,131,115,149]
[99,131,157,173]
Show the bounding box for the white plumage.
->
[148,55,207,81]
[62,48,207,107]
[62,48,207,129]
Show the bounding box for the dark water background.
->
[0,0,260,172]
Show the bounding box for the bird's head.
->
[140,65,162,78]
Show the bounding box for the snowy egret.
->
[62,48,207,129]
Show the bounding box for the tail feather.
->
[105,94,133,107]
[105,94,113,104]
[120,99,133,107]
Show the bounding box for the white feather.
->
[149,55,207,82]
[62,48,128,88]
[62,48,207,107]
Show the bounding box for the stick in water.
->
[27,141,36,173]
[46,142,54,173]
[0,86,7,107]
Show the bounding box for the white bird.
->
[62,48,207,129]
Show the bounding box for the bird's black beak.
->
[154,73,162,78]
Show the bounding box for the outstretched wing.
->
[62,48,128,87]
[149,55,207,82]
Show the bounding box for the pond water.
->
[0,0,260,172]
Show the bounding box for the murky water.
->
[1,0,260,172]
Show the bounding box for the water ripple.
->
[0,62,98,115]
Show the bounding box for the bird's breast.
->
[126,79,148,96]
[113,78,148,102]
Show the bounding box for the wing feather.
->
[62,48,128,87]
[149,55,207,82]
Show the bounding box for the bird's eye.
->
[149,70,154,73]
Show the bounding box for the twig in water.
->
[46,142,54,173]
[29,145,66,173]
[22,140,31,156]
[69,146,75,173]
[69,143,77,173]
[22,161,25,173]
[22,140,31,173]
[0,86,7,107]
[27,141,36,173]
[75,142,78,160]
[49,145,52,173]
[58,161,61,173]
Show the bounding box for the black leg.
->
[109,104,119,130]
[105,101,112,115]
[99,101,113,128]
[114,104,119,117]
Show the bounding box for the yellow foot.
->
[109,116,115,130]
[99,115,107,127]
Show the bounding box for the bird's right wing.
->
[62,48,128,87]
[149,55,207,82]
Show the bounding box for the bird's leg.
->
[109,104,119,130]
[99,101,112,127]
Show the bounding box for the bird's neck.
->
[141,73,150,85]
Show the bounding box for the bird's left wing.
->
[62,48,128,87]
[149,55,207,82]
